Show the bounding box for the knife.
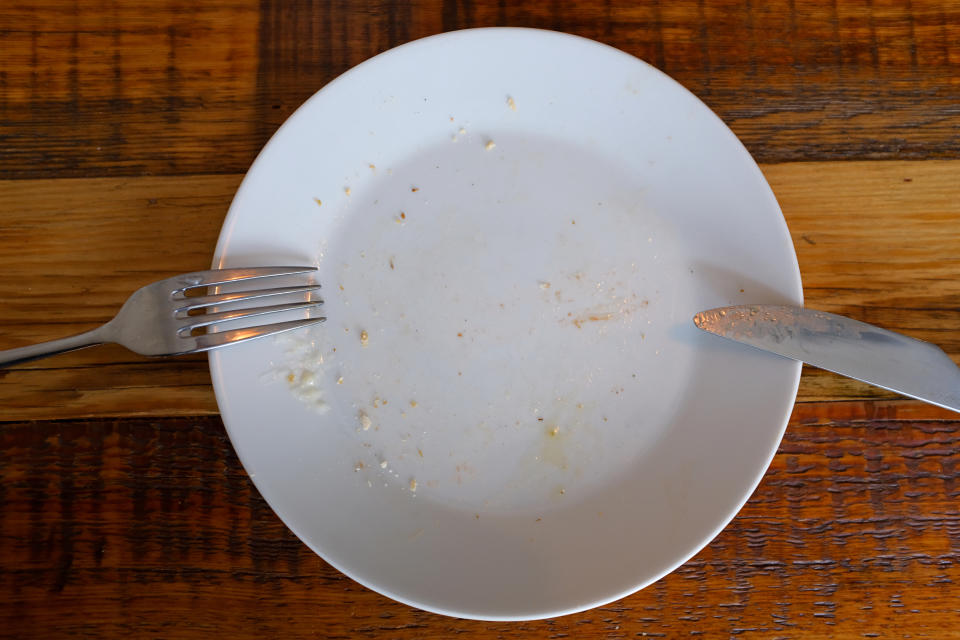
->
[693,304,960,414]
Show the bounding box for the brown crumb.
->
[457,332,463,337]
[740,288,745,293]
[400,211,406,219]
[474,513,480,520]
[344,186,351,196]
[571,219,576,225]
[548,426,559,437]
[354,461,364,472]
[389,257,395,270]
[535,517,542,522]
[339,284,344,291]
[360,329,369,346]
[537,417,544,422]
[286,373,295,383]
[410,400,418,408]
[411,187,419,193]
[418,448,423,458]
[368,163,375,170]
[409,478,417,492]
[313,197,322,207]
[559,488,565,495]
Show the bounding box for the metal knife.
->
[693,304,960,414]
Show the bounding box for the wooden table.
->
[2,1,959,637]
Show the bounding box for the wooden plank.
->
[1,403,959,636]
[765,160,960,404]
[0,0,261,179]
[2,160,959,420]
[0,175,239,420]
[2,0,960,179]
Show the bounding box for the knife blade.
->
[693,304,960,414]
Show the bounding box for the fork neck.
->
[0,324,112,368]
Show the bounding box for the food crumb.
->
[535,517,542,522]
[345,186,352,196]
[409,478,417,492]
[380,460,388,468]
[539,281,551,289]
[507,95,517,111]
[372,397,380,408]
[360,329,369,347]
[484,140,496,151]
[313,198,322,207]
[548,426,559,437]
[354,461,364,472]
[474,513,480,520]
[359,411,372,431]
[337,376,343,385]
[368,163,376,170]
[559,488,566,495]
[389,257,395,270]
[571,219,576,225]
[286,373,295,383]
[400,211,406,219]
[411,187,419,193]
[576,403,584,409]
[537,417,544,422]
[338,284,344,291]
[410,400,418,408]
[418,448,424,458]
[457,332,463,338]
[459,127,466,135]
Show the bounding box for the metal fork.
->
[0,266,326,368]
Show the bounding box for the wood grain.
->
[2,402,960,638]
[2,0,960,180]
[2,161,957,421]
[0,175,238,421]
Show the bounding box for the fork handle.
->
[0,326,111,368]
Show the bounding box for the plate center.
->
[297,131,698,511]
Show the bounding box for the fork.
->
[0,266,326,368]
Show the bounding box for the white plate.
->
[210,28,802,620]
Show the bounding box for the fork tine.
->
[188,317,327,352]
[178,300,325,334]
[176,284,322,312]
[172,266,317,291]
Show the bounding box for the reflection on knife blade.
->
[693,304,960,414]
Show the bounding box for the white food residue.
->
[359,411,372,431]
[271,332,329,413]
